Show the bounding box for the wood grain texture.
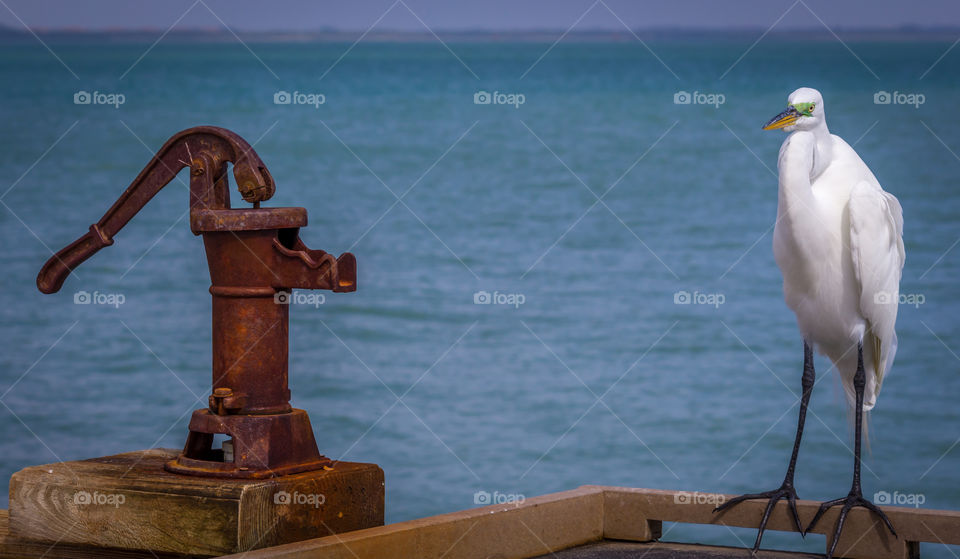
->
[0,510,188,559]
[591,486,927,559]
[8,448,384,556]
[221,487,605,559]
[217,486,960,559]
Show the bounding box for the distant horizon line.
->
[2,24,959,34]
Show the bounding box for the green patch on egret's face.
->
[792,102,815,117]
[763,100,818,131]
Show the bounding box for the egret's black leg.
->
[805,343,897,559]
[713,341,814,552]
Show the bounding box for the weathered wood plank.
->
[217,486,960,559]
[221,487,604,559]
[592,486,933,559]
[0,510,189,559]
[8,482,958,559]
[8,448,384,556]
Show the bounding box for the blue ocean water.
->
[0,38,959,555]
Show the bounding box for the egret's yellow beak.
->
[763,106,801,131]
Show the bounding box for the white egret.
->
[714,87,904,557]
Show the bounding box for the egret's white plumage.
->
[769,87,905,412]
[715,88,903,556]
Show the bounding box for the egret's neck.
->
[780,121,832,195]
[777,122,831,223]
[775,120,834,258]
[808,121,832,178]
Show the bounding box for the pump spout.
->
[272,233,356,292]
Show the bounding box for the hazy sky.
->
[2,0,960,32]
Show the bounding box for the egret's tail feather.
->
[872,333,885,392]
[863,410,871,453]
[844,407,873,452]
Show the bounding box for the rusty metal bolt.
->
[210,387,233,415]
[222,392,247,412]
[209,387,246,415]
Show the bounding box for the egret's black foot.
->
[713,483,803,553]
[806,490,897,559]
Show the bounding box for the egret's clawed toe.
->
[713,482,804,553]
[806,490,897,559]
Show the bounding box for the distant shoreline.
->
[0,27,958,44]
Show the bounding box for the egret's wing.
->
[848,181,905,404]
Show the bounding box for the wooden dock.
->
[3,485,958,558]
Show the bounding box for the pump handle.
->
[37,126,274,294]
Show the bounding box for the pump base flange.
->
[164,408,331,479]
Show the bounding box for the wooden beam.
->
[590,486,949,559]
[219,486,960,559]
[7,483,959,558]
[221,487,604,559]
[0,510,182,559]
[8,449,384,556]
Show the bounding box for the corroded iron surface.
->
[37,126,356,478]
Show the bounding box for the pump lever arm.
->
[37,126,275,294]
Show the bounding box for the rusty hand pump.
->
[37,126,356,478]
